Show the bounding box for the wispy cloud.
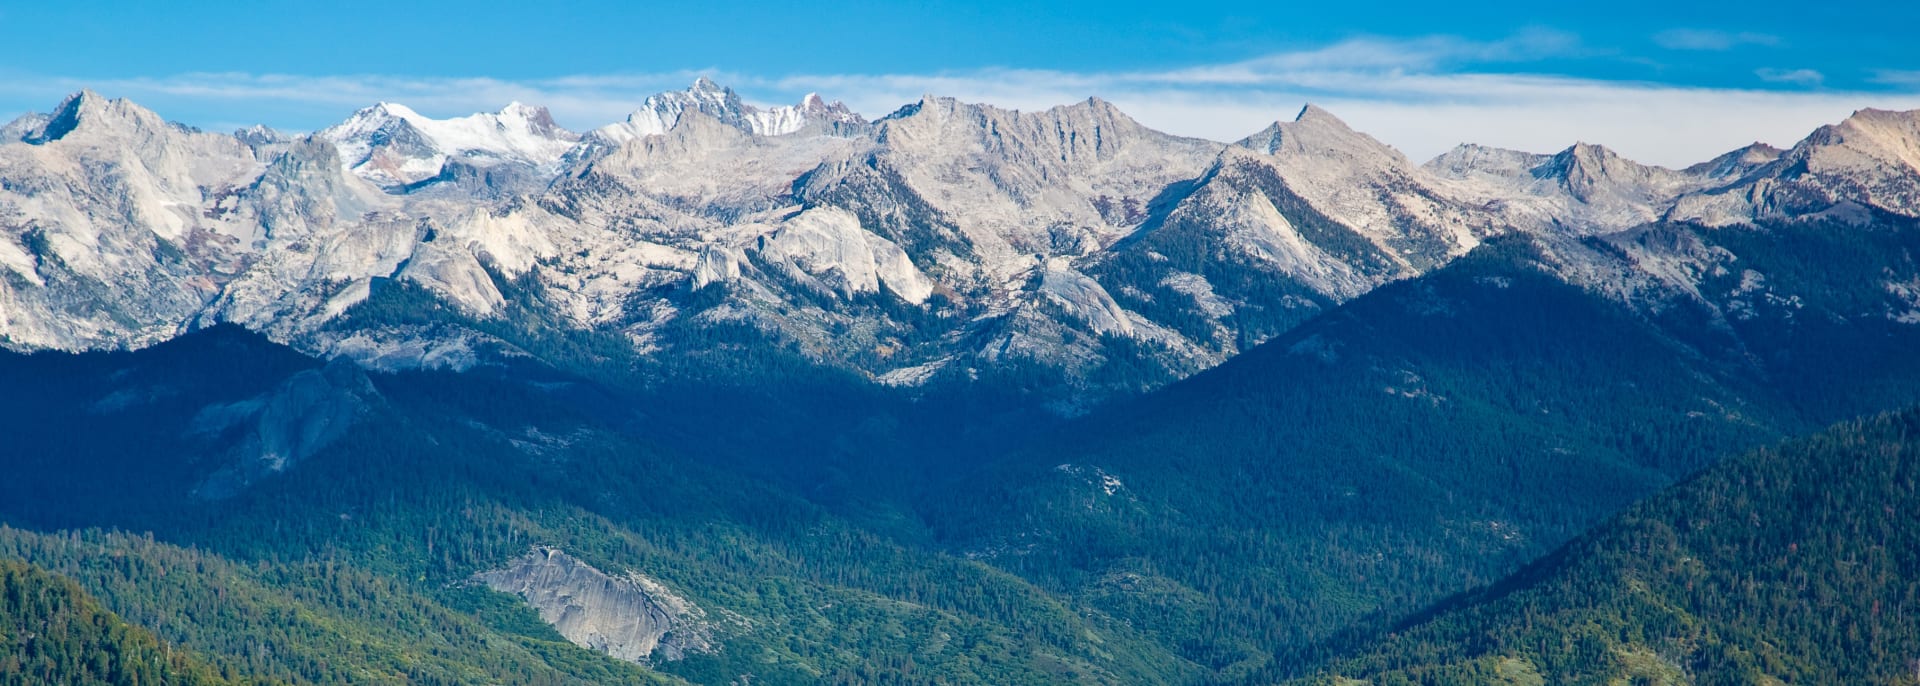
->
[1755,68,1824,87]
[1653,29,1781,51]
[4,32,1917,168]
[1873,70,1920,88]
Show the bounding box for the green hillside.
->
[1298,409,1920,685]
[0,557,247,686]
[0,329,1196,685]
[925,217,1920,678]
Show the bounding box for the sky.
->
[3,0,1919,166]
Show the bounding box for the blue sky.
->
[3,0,1919,165]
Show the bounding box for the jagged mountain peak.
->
[319,99,580,189]
[494,101,567,136]
[1,111,51,143]
[1560,140,1609,157]
[1666,107,1920,227]
[1540,141,1631,176]
[1236,104,1406,166]
[1429,144,1683,232]
[871,92,1200,169]
[1172,104,1497,280]
[364,101,417,117]
[252,135,397,229]
[234,124,288,141]
[1823,107,1920,170]
[885,94,1116,120]
[18,89,174,145]
[1424,143,1550,180]
[1062,95,1128,119]
[891,94,1157,138]
[1427,140,1668,187]
[1839,106,1920,128]
[1293,102,1343,125]
[44,88,105,127]
[331,100,568,136]
[1683,141,1784,178]
[888,93,977,118]
[796,93,862,125]
[591,80,862,146]
[636,107,755,149]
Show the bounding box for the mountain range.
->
[6,81,1920,685]
[13,82,1915,402]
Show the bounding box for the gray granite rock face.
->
[474,547,714,663]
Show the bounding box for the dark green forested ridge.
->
[921,216,1920,680]
[0,328,1196,685]
[0,557,248,686]
[1293,408,1920,685]
[923,237,1779,679]
[6,212,1920,684]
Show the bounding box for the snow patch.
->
[320,102,579,188]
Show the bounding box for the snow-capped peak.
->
[689,76,726,95]
[319,101,580,189]
[589,79,865,145]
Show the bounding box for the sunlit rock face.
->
[474,547,715,664]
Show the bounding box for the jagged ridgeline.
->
[14,81,1910,406]
[5,80,1920,685]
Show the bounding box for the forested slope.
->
[0,557,248,686]
[1297,409,1920,685]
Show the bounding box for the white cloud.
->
[1755,68,1824,87]
[4,32,1917,169]
[1874,70,1920,88]
[1653,29,1781,51]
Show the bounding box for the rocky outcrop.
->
[187,362,374,499]
[474,547,715,664]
